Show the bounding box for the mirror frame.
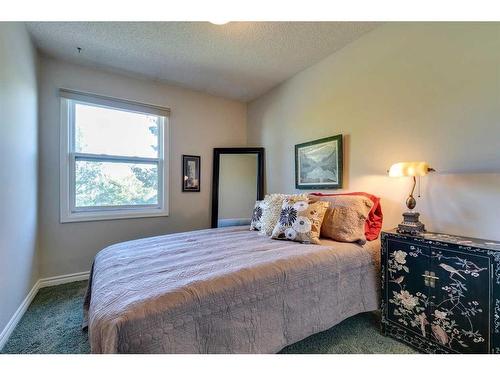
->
[211,147,265,228]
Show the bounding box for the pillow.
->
[249,200,264,231]
[313,195,374,244]
[271,197,329,244]
[309,192,383,241]
[259,193,307,236]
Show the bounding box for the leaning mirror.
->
[211,148,264,228]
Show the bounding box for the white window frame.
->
[60,89,170,223]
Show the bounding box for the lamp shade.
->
[388,162,432,177]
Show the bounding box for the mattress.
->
[83,226,380,353]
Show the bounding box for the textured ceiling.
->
[26,22,380,102]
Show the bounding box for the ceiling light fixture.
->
[209,20,230,25]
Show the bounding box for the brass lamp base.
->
[397,212,425,235]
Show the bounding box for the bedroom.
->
[1,0,500,372]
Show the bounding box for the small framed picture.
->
[295,134,343,190]
[182,155,201,192]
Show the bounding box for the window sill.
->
[60,208,169,223]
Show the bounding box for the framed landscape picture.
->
[182,155,201,192]
[295,134,343,190]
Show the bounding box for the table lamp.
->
[388,161,435,234]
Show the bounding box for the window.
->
[60,89,170,222]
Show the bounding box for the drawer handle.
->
[422,271,439,287]
[422,272,430,287]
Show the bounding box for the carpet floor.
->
[1,281,417,354]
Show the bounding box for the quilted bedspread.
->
[83,226,380,353]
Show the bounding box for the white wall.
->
[0,24,39,334]
[248,22,500,240]
[38,56,247,278]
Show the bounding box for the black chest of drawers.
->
[381,229,500,353]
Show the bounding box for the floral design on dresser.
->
[387,244,489,350]
[388,250,409,275]
[388,248,430,338]
[390,289,429,337]
[432,251,488,348]
[488,251,500,285]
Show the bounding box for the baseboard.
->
[217,218,251,227]
[0,279,40,351]
[0,270,90,351]
[38,271,90,288]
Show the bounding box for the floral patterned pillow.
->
[259,193,307,236]
[271,197,329,244]
[249,200,264,231]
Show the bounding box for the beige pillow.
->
[315,195,374,244]
[271,197,329,244]
[259,193,307,236]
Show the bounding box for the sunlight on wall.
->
[248,23,500,240]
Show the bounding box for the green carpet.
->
[1,281,417,354]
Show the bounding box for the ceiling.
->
[26,22,380,102]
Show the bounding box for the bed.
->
[83,226,380,353]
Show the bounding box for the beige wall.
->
[248,22,500,240]
[219,154,258,219]
[0,23,39,336]
[38,56,247,278]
